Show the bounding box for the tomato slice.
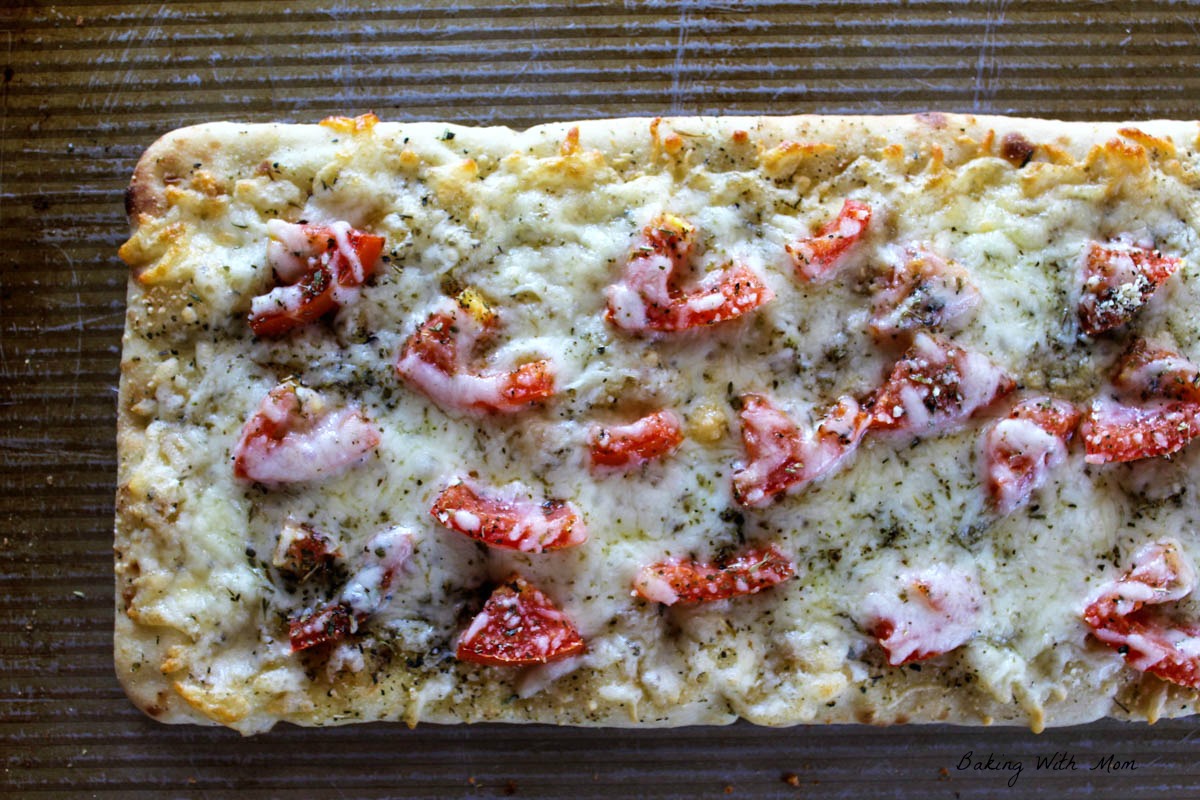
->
[868,246,980,341]
[1082,337,1200,464]
[605,214,774,333]
[1078,239,1181,336]
[662,261,775,330]
[787,199,872,282]
[632,543,795,605]
[232,383,381,485]
[288,527,414,652]
[642,213,693,260]
[588,410,684,470]
[500,360,558,409]
[456,575,586,667]
[869,333,1014,437]
[272,519,342,579]
[1120,620,1200,689]
[289,602,356,652]
[863,566,982,665]
[1081,396,1200,464]
[396,292,557,414]
[430,479,587,552]
[732,393,868,508]
[1083,540,1200,689]
[1113,337,1200,404]
[982,397,1079,516]
[249,221,385,337]
[1008,395,1079,438]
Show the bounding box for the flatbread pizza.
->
[116,113,1200,733]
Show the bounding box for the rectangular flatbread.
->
[116,113,1200,734]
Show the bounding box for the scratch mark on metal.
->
[38,311,124,334]
[669,1,692,114]
[0,29,10,232]
[101,3,169,115]
[0,30,10,386]
[46,243,83,425]
[495,43,542,119]
[973,0,1010,112]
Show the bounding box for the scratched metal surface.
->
[3,1,1200,797]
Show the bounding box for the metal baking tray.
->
[4,1,1200,796]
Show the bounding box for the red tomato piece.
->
[1083,540,1200,689]
[663,261,774,330]
[1078,239,1181,335]
[868,246,980,341]
[456,575,586,667]
[632,543,795,605]
[863,565,982,665]
[869,333,1014,437]
[1121,621,1200,689]
[430,479,587,553]
[1113,338,1200,404]
[401,307,460,373]
[732,393,869,508]
[1086,540,1194,625]
[1008,396,1080,438]
[232,383,381,486]
[289,602,356,652]
[249,220,385,337]
[1080,396,1200,464]
[588,410,684,470]
[982,397,1080,516]
[643,213,693,260]
[787,199,872,282]
[604,214,774,333]
[1082,337,1200,464]
[288,527,414,652]
[500,360,557,409]
[272,518,342,578]
[396,293,557,414]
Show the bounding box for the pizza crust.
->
[116,113,1200,733]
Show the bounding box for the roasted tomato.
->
[272,518,342,579]
[288,603,356,652]
[632,543,795,605]
[232,382,380,486]
[1080,397,1200,464]
[982,397,1079,516]
[868,246,980,341]
[456,575,586,666]
[732,394,868,508]
[1078,239,1181,335]
[787,199,872,283]
[863,566,982,665]
[1082,338,1200,464]
[869,333,1014,437]
[288,527,414,652]
[430,479,587,553]
[1112,338,1200,404]
[588,409,684,470]
[249,220,385,337]
[1083,540,1200,689]
[396,290,556,414]
[605,213,773,333]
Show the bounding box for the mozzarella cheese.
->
[117,113,1200,734]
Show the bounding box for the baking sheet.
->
[4,1,1200,796]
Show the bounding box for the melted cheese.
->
[862,565,983,666]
